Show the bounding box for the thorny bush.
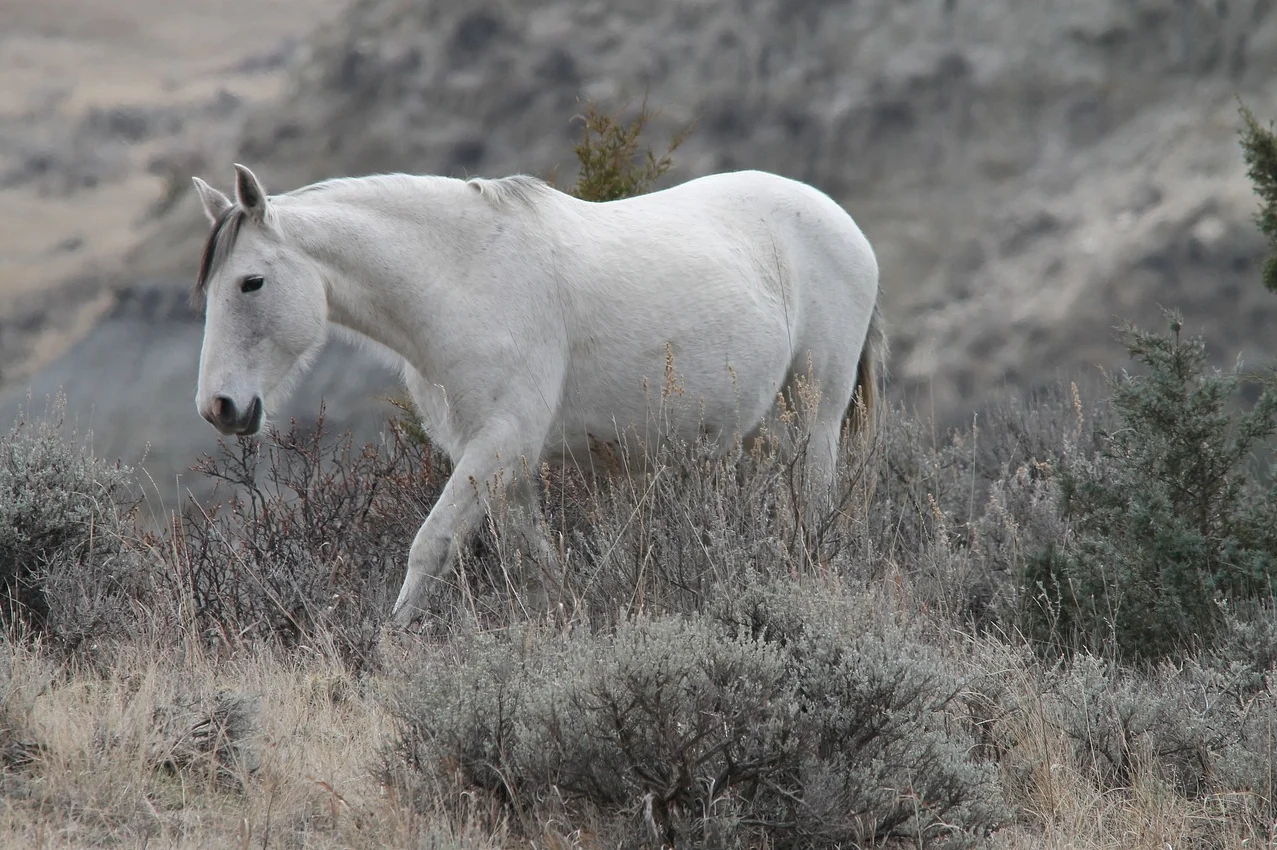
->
[164,407,446,668]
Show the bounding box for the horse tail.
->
[848,294,887,444]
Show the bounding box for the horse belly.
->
[551,310,793,462]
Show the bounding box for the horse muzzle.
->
[201,394,264,436]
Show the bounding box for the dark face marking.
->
[194,206,247,303]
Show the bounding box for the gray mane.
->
[465,174,551,206]
[290,172,551,206]
[194,205,247,301]
[192,172,553,301]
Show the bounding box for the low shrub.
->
[861,379,1110,635]
[0,394,146,650]
[1042,653,1277,834]
[386,580,1007,849]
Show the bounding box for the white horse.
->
[190,163,885,626]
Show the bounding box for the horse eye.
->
[241,275,264,293]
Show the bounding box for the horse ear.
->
[232,163,270,224]
[192,176,232,224]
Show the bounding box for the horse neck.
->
[278,181,486,366]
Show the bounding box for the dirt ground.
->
[0,0,345,308]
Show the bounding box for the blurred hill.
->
[3,0,1277,500]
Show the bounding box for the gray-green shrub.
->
[0,395,145,649]
[1044,652,1277,833]
[386,580,1007,849]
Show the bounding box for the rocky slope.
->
[5,0,1277,495]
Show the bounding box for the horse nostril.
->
[214,395,237,424]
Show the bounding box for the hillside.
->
[3,0,1277,491]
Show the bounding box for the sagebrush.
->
[387,581,1006,850]
[0,394,146,651]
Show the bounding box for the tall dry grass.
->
[1,633,518,849]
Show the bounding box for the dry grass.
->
[0,633,525,849]
[2,639,381,848]
[4,626,1271,849]
[982,643,1273,850]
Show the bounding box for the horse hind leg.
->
[799,414,841,528]
[781,363,852,536]
[492,470,559,616]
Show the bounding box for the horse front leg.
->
[390,425,545,626]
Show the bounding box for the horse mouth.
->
[209,396,264,436]
[233,397,264,435]
[240,397,264,434]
